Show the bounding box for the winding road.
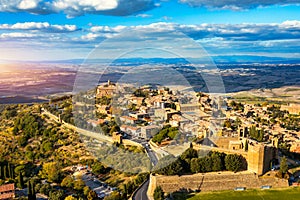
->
[132,180,150,200]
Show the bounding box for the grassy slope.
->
[187,187,300,200]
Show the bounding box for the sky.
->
[0,0,300,62]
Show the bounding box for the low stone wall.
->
[43,109,145,147]
[123,139,144,148]
[147,174,156,200]
[153,171,289,193]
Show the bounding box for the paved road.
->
[145,146,158,166]
[133,180,149,200]
[131,138,159,166]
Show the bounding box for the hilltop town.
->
[93,80,300,159]
[80,80,300,198]
[0,80,300,200]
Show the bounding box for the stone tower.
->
[247,141,278,175]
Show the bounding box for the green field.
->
[183,187,300,200]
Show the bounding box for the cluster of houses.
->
[94,80,300,159]
[94,81,226,141]
[222,102,300,155]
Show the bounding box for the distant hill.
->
[34,56,300,65]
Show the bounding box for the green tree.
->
[190,158,200,173]
[25,151,35,161]
[32,181,36,200]
[28,180,33,200]
[61,176,74,188]
[280,156,288,174]
[18,172,25,189]
[3,165,7,179]
[104,191,122,200]
[155,158,183,175]
[42,141,54,152]
[39,162,62,183]
[211,153,223,172]
[154,186,164,200]
[92,162,106,175]
[244,140,249,151]
[180,147,198,161]
[223,120,232,128]
[64,196,77,200]
[225,154,243,172]
[39,183,52,195]
[18,136,28,147]
[49,190,64,200]
[74,179,85,192]
[83,186,91,197]
[87,190,98,200]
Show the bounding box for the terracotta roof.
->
[0,193,14,199]
[120,116,138,121]
[0,183,14,193]
[128,126,140,131]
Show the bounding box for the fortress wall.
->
[213,137,240,149]
[154,172,289,194]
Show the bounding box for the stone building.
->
[247,141,278,175]
[96,80,116,98]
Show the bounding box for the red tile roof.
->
[0,184,14,193]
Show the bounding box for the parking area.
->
[81,173,116,198]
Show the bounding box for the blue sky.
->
[0,0,300,62]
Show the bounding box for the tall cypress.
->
[8,163,11,179]
[28,181,32,200]
[10,165,14,179]
[18,172,25,189]
[3,165,7,179]
[31,181,36,200]
[0,165,2,179]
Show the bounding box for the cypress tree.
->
[8,163,11,179]
[10,165,14,179]
[7,163,11,178]
[244,140,249,151]
[31,181,36,200]
[3,165,7,179]
[28,181,32,200]
[18,172,25,189]
[0,165,2,179]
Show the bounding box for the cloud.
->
[179,0,300,10]
[0,22,79,32]
[0,0,156,17]
[1,21,300,43]
[90,25,126,33]
[0,32,36,39]
[0,0,53,14]
[84,21,300,58]
[1,21,300,60]
[136,13,152,18]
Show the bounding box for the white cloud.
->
[0,32,36,39]
[179,0,300,10]
[81,33,100,41]
[0,0,52,14]
[53,0,118,11]
[136,13,152,18]
[0,0,156,17]
[18,0,40,9]
[0,22,79,32]
[11,22,50,29]
[90,25,126,33]
[1,21,300,60]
